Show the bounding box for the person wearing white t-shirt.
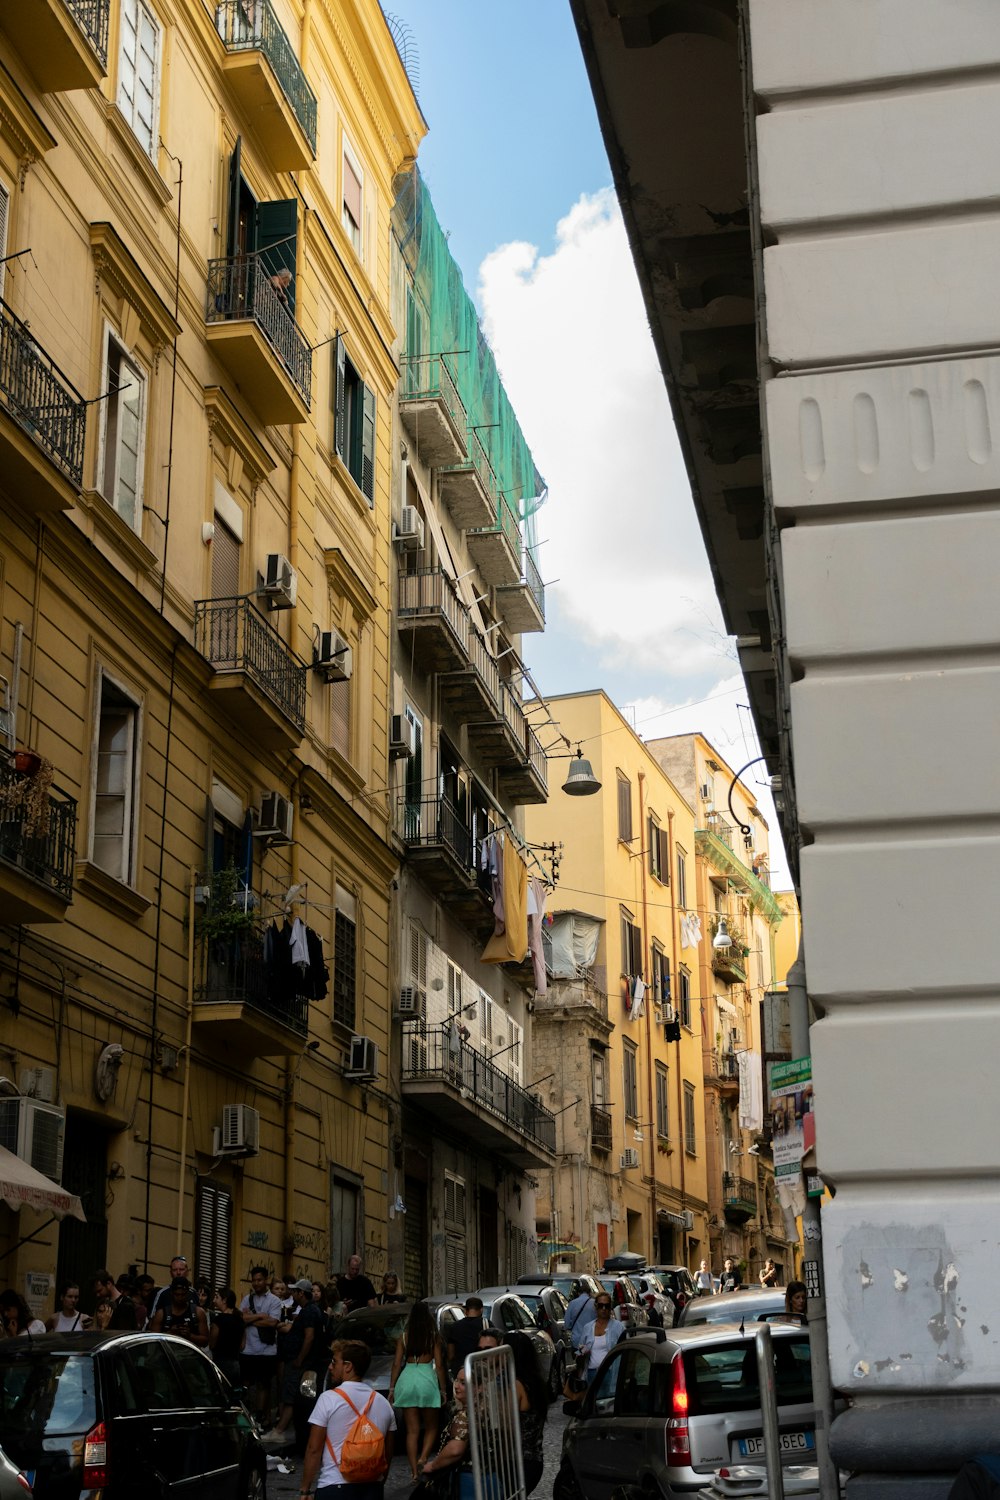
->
[300,1340,396,1500]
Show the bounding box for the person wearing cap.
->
[262,1279,325,1446]
[446,1296,485,1376]
[149,1276,208,1346]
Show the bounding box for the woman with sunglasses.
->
[571,1293,625,1385]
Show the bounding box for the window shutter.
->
[343,154,362,227]
[631,924,643,980]
[212,518,241,598]
[360,383,376,506]
[226,137,242,260]
[0,182,8,302]
[617,776,632,842]
[333,335,347,460]
[329,676,350,759]
[658,826,670,881]
[255,198,297,314]
[195,1179,232,1289]
[409,923,427,988]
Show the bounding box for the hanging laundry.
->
[482,841,528,964]
[526,877,547,996]
[736,1050,764,1131]
[680,913,702,950]
[629,975,646,1021]
[290,916,310,972]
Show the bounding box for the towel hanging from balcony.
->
[482,840,528,965]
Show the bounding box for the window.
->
[329,674,351,761]
[91,673,140,884]
[333,336,376,505]
[684,1082,696,1155]
[195,1178,232,1291]
[620,907,642,981]
[655,1064,669,1140]
[508,1018,523,1078]
[591,1049,606,1107]
[623,1039,638,1120]
[99,330,146,528]
[651,942,670,1008]
[617,773,632,843]
[0,181,8,303]
[330,1171,361,1276]
[679,966,691,1028]
[342,142,363,253]
[118,0,160,157]
[333,884,357,1028]
[676,846,687,909]
[648,816,669,883]
[444,1172,467,1289]
[211,517,241,597]
[614,1348,656,1417]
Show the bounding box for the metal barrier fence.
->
[464,1344,525,1500]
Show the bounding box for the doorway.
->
[56,1113,109,1308]
[478,1186,499,1286]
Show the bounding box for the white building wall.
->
[749,0,1000,1408]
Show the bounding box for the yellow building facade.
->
[0,0,423,1309]
[525,692,710,1270]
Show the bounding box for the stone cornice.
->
[323,545,378,623]
[312,0,425,177]
[203,386,276,493]
[89,221,181,353]
[0,65,57,178]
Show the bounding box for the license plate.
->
[738,1432,814,1456]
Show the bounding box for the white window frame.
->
[117,0,161,159]
[98,324,147,530]
[341,135,364,256]
[90,666,142,886]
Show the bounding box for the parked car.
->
[677,1289,788,1329]
[0,1443,29,1498]
[554,1321,821,1500]
[516,1272,604,1307]
[470,1291,557,1395]
[334,1300,464,1407]
[648,1265,699,1325]
[481,1284,572,1394]
[629,1271,676,1328]
[597,1275,649,1331]
[0,1331,265,1498]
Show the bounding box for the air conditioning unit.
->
[261,553,297,610]
[389,714,415,760]
[0,1098,65,1182]
[344,1034,379,1082]
[699,782,713,802]
[218,1104,260,1156]
[680,1209,694,1230]
[314,629,353,684]
[398,986,427,1020]
[19,1068,55,1103]
[620,1148,640,1170]
[395,506,425,551]
[255,791,293,843]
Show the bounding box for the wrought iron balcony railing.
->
[400,351,467,432]
[398,568,470,652]
[0,761,77,904]
[0,298,87,486]
[591,1104,613,1153]
[471,495,521,551]
[522,545,545,619]
[722,1171,757,1214]
[205,255,312,407]
[66,0,110,64]
[401,1020,556,1153]
[194,597,306,732]
[440,428,501,502]
[398,795,472,869]
[215,0,317,152]
[197,931,308,1037]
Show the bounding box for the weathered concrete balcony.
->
[722,1170,757,1223]
[401,1021,556,1168]
[0,0,108,92]
[438,628,502,726]
[591,1104,613,1154]
[0,759,76,924]
[438,429,499,530]
[397,570,471,675]
[696,818,783,923]
[194,597,306,751]
[399,353,467,468]
[0,299,86,514]
[396,795,476,898]
[473,685,547,804]
[705,1047,740,1096]
[205,255,312,425]
[215,0,316,170]
[194,932,308,1054]
[467,498,522,588]
[496,545,545,633]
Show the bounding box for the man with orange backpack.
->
[299,1339,396,1500]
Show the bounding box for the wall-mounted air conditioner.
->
[679,1209,694,1230]
[398,986,427,1020]
[699,782,713,802]
[389,714,415,759]
[314,630,353,683]
[19,1068,55,1103]
[216,1104,260,1156]
[262,553,297,610]
[0,1098,66,1181]
[619,1148,640,1170]
[395,506,425,551]
[344,1035,378,1082]
[255,792,293,843]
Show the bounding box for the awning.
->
[0,1145,86,1221]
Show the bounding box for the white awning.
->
[0,1145,86,1221]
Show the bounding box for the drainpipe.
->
[283,803,302,1257]
[176,868,197,1242]
[666,810,687,1259]
[637,773,657,1259]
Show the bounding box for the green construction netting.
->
[393,166,546,552]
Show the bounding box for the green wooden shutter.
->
[360,383,376,506]
[226,137,242,260]
[333,335,347,461]
[255,198,298,314]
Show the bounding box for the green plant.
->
[198,864,258,942]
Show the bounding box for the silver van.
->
[555,1322,820,1500]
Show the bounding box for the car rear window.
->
[684,1337,813,1415]
[342,1313,408,1355]
[0,1354,97,1437]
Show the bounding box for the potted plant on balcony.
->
[198,863,258,942]
[0,751,54,837]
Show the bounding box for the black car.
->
[0,1332,266,1498]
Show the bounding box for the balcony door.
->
[478,1186,499,1286]
[226,138,298,314]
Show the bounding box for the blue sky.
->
[387,2,788,879]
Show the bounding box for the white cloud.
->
[478,188,728,679]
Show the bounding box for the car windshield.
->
[339,1312,409,1355]
[684,1336,813,1414]
[0,1354,97,1437]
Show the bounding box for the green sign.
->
[770,1057,811,1093]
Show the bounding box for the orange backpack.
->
[327,1389,388,1482]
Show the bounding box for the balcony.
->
[722,1171,757,1223]
[215,0,316,171]
[496,546,545,634]
[401,1021,556,1167]
[696,820,783,924]
[0,759,76,923]
[591,1104,613,1154]
[438,628,502,725]
[0,299,86,514]
[467,499,522,588]
[711,918,748,985]
[194,932,309,1054]
[705,1048,740,1095]
[438,429,499,530]
[0,0,109,92]
[399,354,467,468]
[495,689,548,804]
[397,570,471,675]
[397,795,477,898]
[205,255,312,425]
[194,597,306,750]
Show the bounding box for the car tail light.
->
[675,1292,688,1309]
[16,1477,30,1495]
[83,1420,108,1489]
[666,1351,691,1465]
